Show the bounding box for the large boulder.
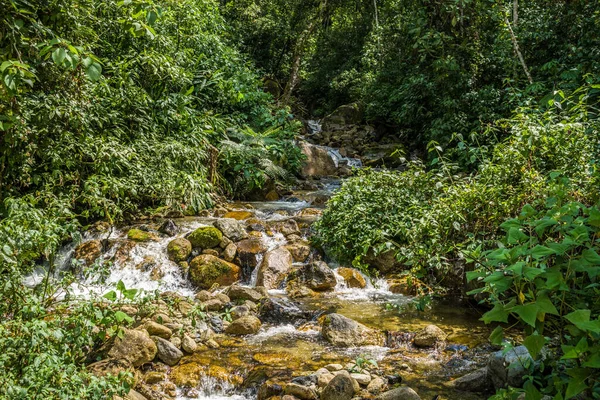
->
[108,328,157,367]
[73,240,103,266]
[153,336,183,366]
[256,247,293,289]
[413,324,447,347]
[214,218,248,242]
[286,241,311,263]
[299,142,338,178]
[336,268,366,288]
[188,255,240,289]
[225,315,262,335]
[293,261,337,291]
[167,238,192,262]
[375,386,421,400]
[259,297,312,324]
[187,226,222,249]
[321,373,356,400]
[322,103,364,127]
[488,345,533,389]
[236,238,267,268]
[127,228,159,242]
[321,313,385,347]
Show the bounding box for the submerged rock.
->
[259,297,311,324]
[214,218,248,242]
[223,210,253,220]
[188,254,240,289]
[225,315,262,335]
[236,238,267,268]
[413,324,447,347]
[336,267,366,288]
[187,226,222,249]
[127,228,159,242]
[159,219,178,236]
[294,261,337,291]
[256,247,293,289]
[226,284,264,302]
[167,238,192,262]
[108,328,157,367]
[321,313,385,347]
[73,240,103,266]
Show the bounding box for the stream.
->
[36,123,494,400]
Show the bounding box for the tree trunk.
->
[504,12,532,84]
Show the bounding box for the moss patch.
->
[187,226,222,249]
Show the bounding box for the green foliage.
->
[313,95,599,288]
[469,201,600,399]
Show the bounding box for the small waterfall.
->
[177,375,251,400]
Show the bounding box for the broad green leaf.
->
[564,310,600,333]
[523,334,546,359]
[52,48,67,65]
[86,62,102,81]
[582,249,600,264]
[103,291,117,302]
[507,227,529,244]
[536,294,559,315]
[482,303,510,324]
[513,303,539,327]
[500,218,521,230]
[582,352,600,368]
[533,218,558,236]
[489,326,504,346]
[531,245,555,259]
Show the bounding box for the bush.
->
[468,201,600,399]
[313,98,599,287]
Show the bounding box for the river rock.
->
[269,219,300,236]
[127,228,159,242]
[225,315,262,335]
[299,142,338,178]
[375,386,421,400]
[182,334,198,353]
[236,238,267,267]
[322,102,364,127]
[413,324,447,347]
[259,297,311,324]
[159,219,178,236]
[258,380,284,400]
[214,218,248,242]
[321,373,356,400]
[73,240,102,266]
[336,268,366,288]
[286,241,311,262]
[351,373,371,385]
[294,261,337,291]
[284,383,318,400]
[187,226,222,249]
[452,367,491,393]
[222,242,237,262]
[256,247,293,289]
[188,254,240,289]
[143,321,172,339]
[321,313,385,347]
[230,305,250,320]
[488,345,533,389]
[226,284,264,302]
[367,377,386,394]
[166,238,191,262]
[108,328,157,367]
[153,336,183,366]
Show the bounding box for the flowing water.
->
[40,133,493,400]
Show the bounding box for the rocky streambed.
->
[36,181,533,400]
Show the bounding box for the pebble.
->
[325,363,344,371]
[351,373,371,386]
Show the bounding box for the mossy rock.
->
[189,254,240,289]
[187,226,222,249]
[167,238,192,262]
[127,228,159,242]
